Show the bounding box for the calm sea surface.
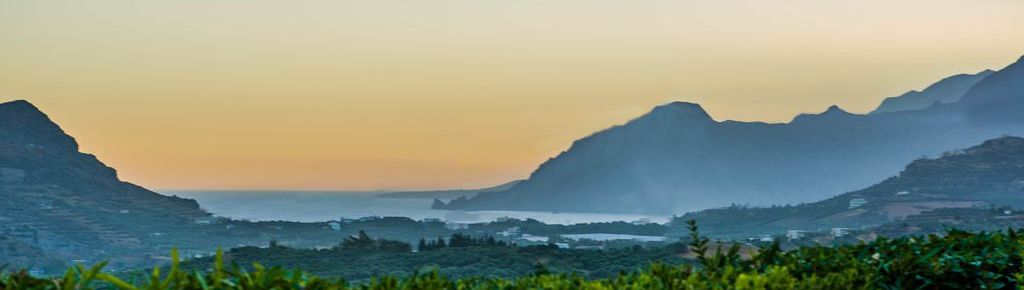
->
[162,190,670,225]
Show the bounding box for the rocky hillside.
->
[0,100,348,272]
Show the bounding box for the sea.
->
[162,190,671,225]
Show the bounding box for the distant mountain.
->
[870,70,993,114]
[0,100,349,271]
[674,136,1024,238]
[961,55,1024,124]
[377,180,522,200]
[442,55,1024,214]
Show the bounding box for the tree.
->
[417,239,429,251]
[341,230,376,250]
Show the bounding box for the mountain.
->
[961,55,1024,124]
[0,100,212,266]
[870,70,993,114]
[376,180,523,200]
[673,136,1024,238]
[0,100,349,271]
[442,55,1024,214]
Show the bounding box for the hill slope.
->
[0,100,216,265]
[674,136,1024,238]
[870,70,993,114]
[0,100,351,271]
[443,55,1024,214]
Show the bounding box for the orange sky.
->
[2,1,1023,190]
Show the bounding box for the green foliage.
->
[6,224,1024,289]
[418,233,508,251]
[337,231,412,253]
[197,238,683,282]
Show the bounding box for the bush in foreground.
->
[4,222,1024,289]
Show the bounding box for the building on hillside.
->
[555,242,570,249]
[631,218,653,225]
[786,230,806,240]
[759,235,775,242]
[495,216,514,223]
[497,227,521,237]
[445,222,469,230]
[849,198,868,209]
[831,227,849,238]
[327,221,341,231]
[194,216,219,225]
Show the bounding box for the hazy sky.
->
[2,1,1023,191]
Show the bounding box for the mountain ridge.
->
[870,70,994,114]
[0,100,351,271]
[443,55,1024,214]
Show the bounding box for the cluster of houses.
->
[747,226,852,245]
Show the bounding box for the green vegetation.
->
[180,232,686,281]
[7,222,1024,289]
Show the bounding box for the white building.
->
[759,235,775,242]
[327,221,341,231]
[497,227,521,237]
[445,222,469,230]
[848,198,868,209]
[555,242,570,249]
[631,218,653,225]
[786,230,805,240]
[831,228,849,238]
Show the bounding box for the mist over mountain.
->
[870,70,993,114]
[443,55,1024,214]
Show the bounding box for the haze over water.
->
[168,190,670,225]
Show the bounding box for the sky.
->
[1,1,1023,191]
